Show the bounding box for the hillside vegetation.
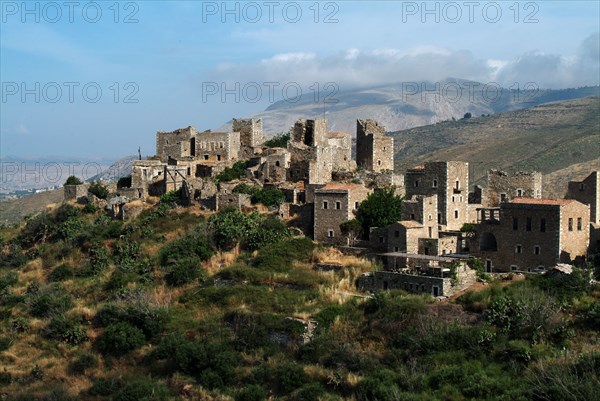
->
[392,97,600,187]
[0,201,599,401]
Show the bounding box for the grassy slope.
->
[0,203,598,401]
[392,97,600,186]
[0,190,64,224]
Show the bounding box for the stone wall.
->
[64,184,88,202]
[567,171,599,225]
[487,170,542,207]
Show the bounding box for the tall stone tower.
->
[356,119,394,172]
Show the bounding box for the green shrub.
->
[251,188,285,208]
[0,336,12,352]
[45,316,88,345]
[69,351,97,374]
[165,257,205,286]
[88,377,123,396]
[160,189,181,205]
[253,237,314,272]
[214,160,249,183]
[114,378,171,401]
[48,264,74,282]
[159,230,213,266]
[356,369,400,401]
[97,322,146,355]
[64,176,83,186]
[95,304,169,340]
[236,385,266,401]
[263,133,290,148]
[88,181,109,199]
[29,287,73,317]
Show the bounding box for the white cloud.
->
[203,34,600,93]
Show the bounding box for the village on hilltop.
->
[64,117,599,297]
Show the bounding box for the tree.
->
[340,219,362,246]
[263,133,290,148]
[64,176,82,186]
[355,187,403,236]
[89,181,109,199]
[463,112,472,119]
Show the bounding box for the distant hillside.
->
[87,155,137,183]
[0,189,63,224]
[218,81,599,136]
[391,97,600,187]
[543,160,600,200]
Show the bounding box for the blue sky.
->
[1,0,599,159]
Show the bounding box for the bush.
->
[114,378,171,401]
[96,322,146,355]
[160,189,181,205]
[69,351,97,374]
[236,385,266,401]
[88,181,109,199]
[165,257,205,286]
[251,188,285,208]
[48,264,74,282]
[159,230,213,266]
[0,336,12,352]
[29,287,74,317]
[88,377,123,396]
[355,187,403,237]
[263,133,290,148]
[214,160,249,183]
[45,316,88,345]
[64,176,82,186]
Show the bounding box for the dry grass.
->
[203,246,241,276]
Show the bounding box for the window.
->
[143,169,147,178]
[460,196,463,202]
[438,213,441,222]
[534,245,540,255]
[335,201,341,210]
[432,179,437,188]
[421,285,425,292]
[217,155,221,161]
[455,180,460,189]
[540,218,546,232]
[511,265,518,271]
[187,167,191,175]
[454,210,459,219]
[394,246,399,252]
[515,245,522,254]
[354,202,359,210]
[513,217,518,230]
[379,236,384,243]
[500,193,507,202]
[568,218,573,231]
[323,201,328,209]
[327,230,334,238]
[452,196,455,202]
[410,213,415,220]
[377,160,381,166]
[409,283,413,290]
[204,155,209,160]
[428,214,432,221]
[414,180,419,188]
[577,217,582,231]
[394,230,400,238]
[516,188,523,197]
[579,183,586,190]
[428,227,433,238]
[526,217,532,231]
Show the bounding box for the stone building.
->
[473,198,590,272]
[358,254,476,297]
[64,184,88,202]
[487,170,542,207]
[287,119,354,184]
[131,159,165,197]
[313,183,371,245]
[567,171,600,252]
[156,126,241,164]
[568,171,599,224]
[232,118,264,158]
[404,161,470,231]
[356,119,394,172]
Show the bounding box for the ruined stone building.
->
[356,119,394,173]
[473,198,590,272]
[287,119,355,185]
[313,183,371,245]
[487,170,542,206]
[232,118,264,158]
[404,161,471,231]
[568,171,600,252]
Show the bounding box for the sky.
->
[1,0,599,160]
